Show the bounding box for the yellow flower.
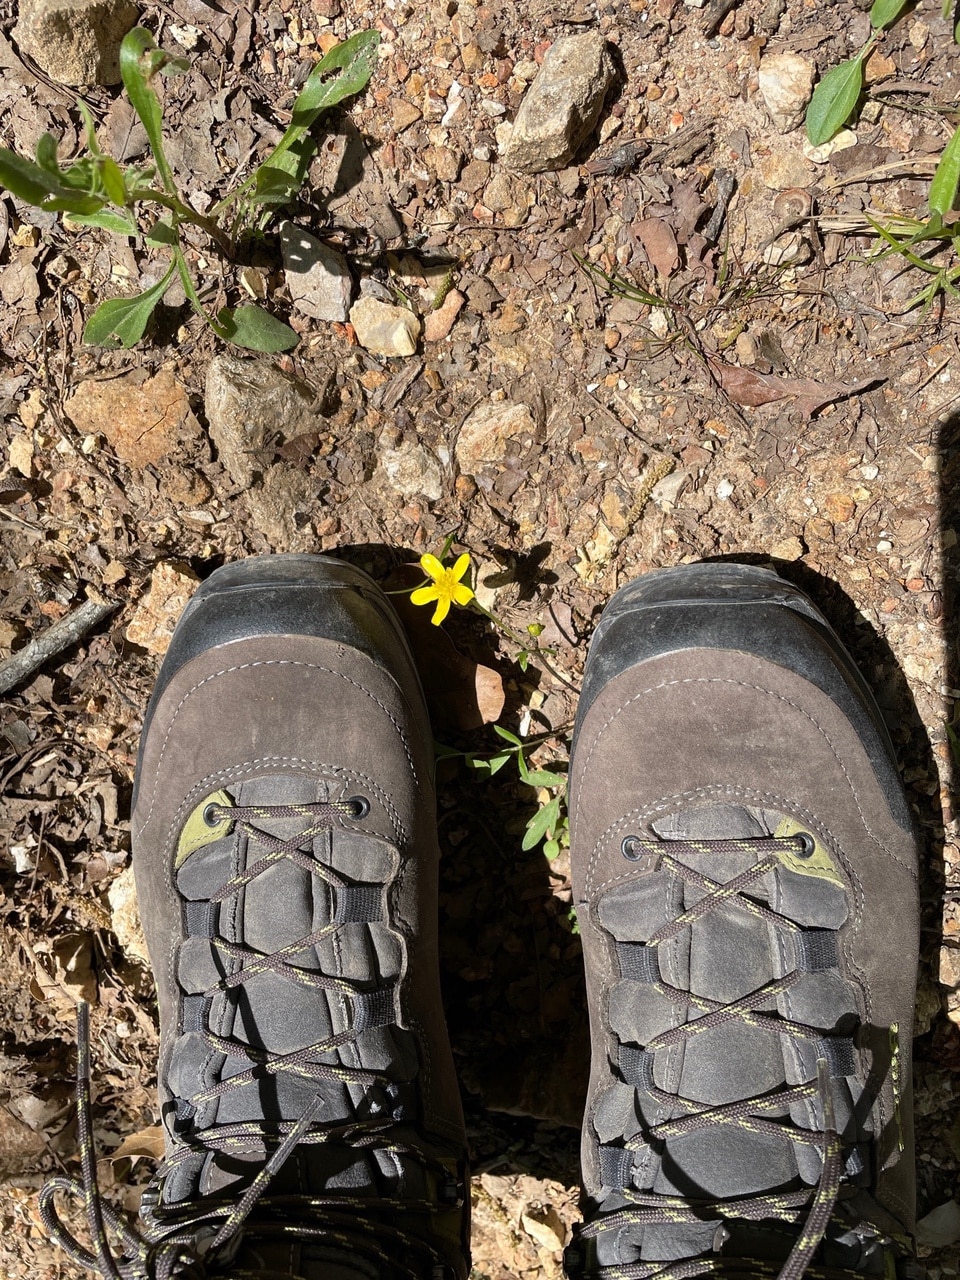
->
[411,552,474,625]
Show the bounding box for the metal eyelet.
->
[347,796,371,819]
[621,836,643,861]
[795,832,816,858]
[202,803,221,828]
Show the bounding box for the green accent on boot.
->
[176,790,234,868]
[773,816,842,884]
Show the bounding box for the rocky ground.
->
[1,0,960,1276]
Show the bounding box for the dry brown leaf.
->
[109,1125,166,1164]
[634,218,679,280]
[708,358,878,419]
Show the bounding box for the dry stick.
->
[0,598,118,699]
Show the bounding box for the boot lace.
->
[567,835,909,1280]
[40,799,463,1280]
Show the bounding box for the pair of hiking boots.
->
[42,555,920,1280]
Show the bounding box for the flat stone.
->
[204,354,323,486]
[456,400,536,473]
[502,32,615,174]
[281,222,353,323]
[349,297,421,357]
[759,149,813,190]
[758,52,815,134]
[67,368,189,468]
[15,0,139,86]
[244,465,318,552]
[126,561,200,655]
[379,437,443,502]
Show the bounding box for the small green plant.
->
[806,0,911,145]
[807,0,959,145]
[410,543,571,862]
[862,126,960,312]
[438,727,571,862]
[0,26,379,351]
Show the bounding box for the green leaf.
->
[214,305,299,352]
[869,0,910,27]
[0,147,65,204]
[247,30,380,205]
[119,28,177,193]
[35,133,61,174]
[145,217,179,246]
[930,123,960,216]
[517,651,530,672]
[543,838,561,860]
[525,769,566,788]
[83,262,175,347]
[492,724,523,748]
[76,100,101,155]
[248,163,306,207]
[522,797,560,852]
[286,30,380,138]
[99,156,128,205]
[68,207,138,235]
[806,56,866,145]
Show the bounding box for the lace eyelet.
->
[347,795,371,819]
[202,803,221,828]
[795,832,816,858]
[621,836,643,861]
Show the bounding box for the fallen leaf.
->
[109,1125,166,1165]
[634,217,679,280]
[708,358,879,419]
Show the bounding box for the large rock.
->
[280,222,353,323]
[758,53,815,134]
[15,0,139,86]
[502,32,615,174]
[204,355,324,487]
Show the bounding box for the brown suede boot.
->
[46,556,469,1279]
[566,562,920,1280]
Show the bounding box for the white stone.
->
[349,298,421,357]
[758,52,815,134]
[379,438,443,503]
[803,129,857,163]
[281,222,353,323]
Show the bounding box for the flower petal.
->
[451,553,471,583]
[410,585,438,606]
[419,554,445,582]
[452,583,474,606]
[431,596,451,626]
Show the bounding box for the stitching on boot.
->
[140,659,420,834]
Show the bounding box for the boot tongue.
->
[651,803,777,840]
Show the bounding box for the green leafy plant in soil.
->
[406,542,573,868]
[0,26,379,351]
[864,124,960,313]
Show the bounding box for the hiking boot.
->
[47,555,469,1279]
[566,562,919,1280]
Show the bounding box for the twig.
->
[0,598,118,698]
